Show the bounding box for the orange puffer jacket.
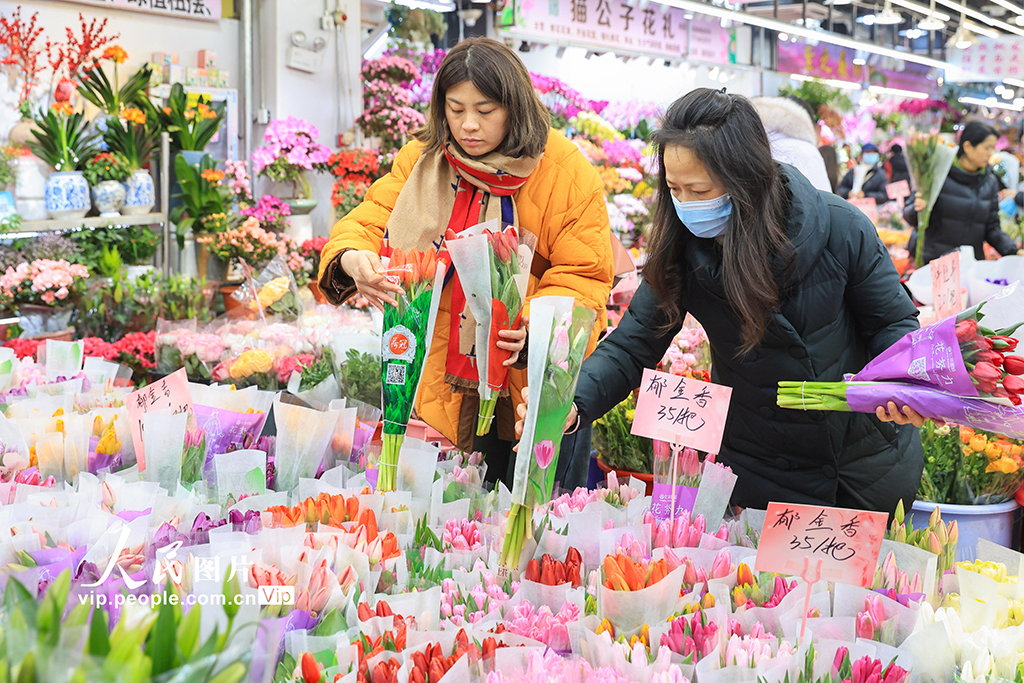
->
[318,130,614,449]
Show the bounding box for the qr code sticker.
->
[386,363,406,385]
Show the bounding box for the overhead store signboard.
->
[503,0,735,62]
[946,38,1024,82]
[777,40,938,93]
[53,0,221,21]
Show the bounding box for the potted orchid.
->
[0,258,89,336]
[250,116,332,215]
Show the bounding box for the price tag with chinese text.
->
[886,180,911,201]
[126,368,194,471]
[850,197,879,224]
[931,250,962,321]
[631,368,732,454]
[755,502,887,587]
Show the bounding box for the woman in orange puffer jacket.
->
[317,37,614,487]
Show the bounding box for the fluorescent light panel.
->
[655,0,951,70]
[963,20,1000,37]
[1004,78,1024,88]
[790,73,863,89]
[889,0,950,21]
[960,96,1024,111]
[929,0,1024,35]
[868,84,929,98]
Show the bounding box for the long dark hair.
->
[414,37,550,158]
[958,121,998,158]
[645,89,792,354]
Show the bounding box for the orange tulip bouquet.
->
[446,220,535,436]
[379,247,446,491]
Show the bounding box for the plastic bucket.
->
[910,499,1019,562]
[966,255,1024,307]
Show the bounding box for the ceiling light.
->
[790,73,863,90]
[872,4,904,24]
[392,0,455,10]
[963,20,999,37]
[868,84,929,98]
[827,0,854,5]
[917,15,946,29]
[859,14,876,24]
[929,0,1024,36]
[709,66,720,78]
[633,0,954,70]
[1002,88,1015,99]
[853,57,867,64]
[901,27,924,37]
[995,84,1006,94]
[1017,15,1024,25]
[1006,78,1024,88]
[947,21,977,48]
[960,96,1024,111]
[778,32,789,40]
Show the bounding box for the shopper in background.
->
[751,95,832,193]
[838,143,891,205]
[523,88,924,514]
[318,37,614,489]
[887,143,912,189]
[820,144,841,194]
[906,121,1023,264]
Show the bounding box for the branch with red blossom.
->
[0,7,45,107]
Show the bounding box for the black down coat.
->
[575,166,924,513]
[905,164,1018,265]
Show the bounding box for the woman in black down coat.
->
[520,90,927,514]
[906,121,1022,264]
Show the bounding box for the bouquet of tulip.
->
[905,129,957,267]
[732,563,799,611]
[446,221,534,436]
[887,499,958,578]
[603,553,669,591]
[523,547,584,587]
[500,297,596,573]
[779,295,1024,437]
[661,608,719,663]
[379,246,446,491]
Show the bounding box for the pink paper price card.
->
[126,368,194,471]
[849,197,879,224]
[631,368,732,455]
[755,502,887,587]
[930,250,962,321]
[886,180,911,201]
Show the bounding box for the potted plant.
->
[27,102,100,219]
[82,151,131,216]
[104,107,159,215]
[0,258,90,337]
[241,194,291,231]
[169,153,234,276]
[70,225,161,282]
[199,217,295,307]
[76,46,151,116]
[912,422,1024,562]
[592,392,654,492]
[150,82,225,157]
[250,116,332,238]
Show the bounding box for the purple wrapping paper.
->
[650,484,698,521]
[846,383,1024,439]
[853,316,978,397]
[195,405,268,457]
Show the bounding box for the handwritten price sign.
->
[931,250,962,321]
[631,368,732,454]
[755,502,887,587]
[849,197,879,225]
[887,180,911,201]
[126,368,194,471]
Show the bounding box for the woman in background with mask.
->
[558,89,925,514]
[838,143,890,205]
[906,121,1022,265]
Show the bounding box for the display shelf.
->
[15,212,166,234]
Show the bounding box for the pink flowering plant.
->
[199,216,305,279]
[251,116,332,199]
[240,194,291,232]
[357,57,426,153]
[0,259,89,307]
[222,159,253,205]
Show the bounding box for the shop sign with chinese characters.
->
[947,37,1024,82]
[777,40,936,92]
[54,0,221,21]
[505,0,735,61]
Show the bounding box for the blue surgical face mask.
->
[862,152,880,166]
[671,192,733,238]
[1001,196,1019,217]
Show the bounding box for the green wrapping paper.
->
[500,296,596,573]
[379,248,447,492]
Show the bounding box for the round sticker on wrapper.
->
[383,326,416,363]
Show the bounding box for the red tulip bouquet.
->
[379,247,446,491]
[778,287,1024,437]
[445,220,535,436]
[500,296,596,575]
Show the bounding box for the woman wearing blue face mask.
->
[837,143,890,205]
[555,89,927,514]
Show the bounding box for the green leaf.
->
[87,606,110,657]
[4,577,37,630]
[206,663,247,683]
[176,602,201,661]
[14,651,34,683]
[191,625,220,661]
[222,571,240,621]
[148,588,177,675]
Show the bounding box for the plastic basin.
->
[910,499,1018,562]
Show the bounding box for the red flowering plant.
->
[330,178,370,220]
[300,237,328,275]
[44,13,118,107]
[0,8,45,113]
[328,148,380,220]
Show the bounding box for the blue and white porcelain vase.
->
[44,171,90,220]
[122,169,155,215]
[91,179,126,217]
